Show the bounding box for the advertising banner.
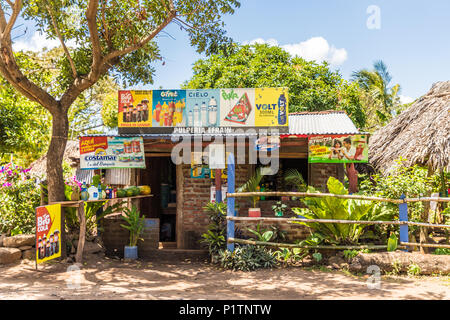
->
[36,204,61,264]
[255,87,288,127]
[118,88,289,133]
[118,90,152,127]
[80,136,146,169]
[308,134,369,163]
[151,89,186,127]
[186,89,220,127]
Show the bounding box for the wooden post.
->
[399,194,409,252]
[75,203,86,263]
[227,153,235,252]
[215,169,222,203]
[176,164,185,249]
[346,163,358,194]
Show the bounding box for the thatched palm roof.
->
[369,81,450,173]
[29,140,80,177]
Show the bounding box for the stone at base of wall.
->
[2,234,35,248]
[0,247,22,264]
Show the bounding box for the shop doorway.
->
[140,156,177,244]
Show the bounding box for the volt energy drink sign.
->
[79,136,146,169]
[118,88,289,134]
[36,204,61,264]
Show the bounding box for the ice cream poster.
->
[118,90,152,128]
[36,204,61,264]
[186,89,220,127]
[255,87,289,127]
[79,136,146,169]
[219,88,256,127]
[152,90,186,127]
[308,134,369,163]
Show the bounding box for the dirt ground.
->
[0,255,449,300]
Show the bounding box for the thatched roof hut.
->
[369,81,450,173]
[29,140,80,177]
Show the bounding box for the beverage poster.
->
[152,90,186,127]
[190,151,210,178]
[308,134,369,163]
[118,90,152,127]
[80,136,146,169]
[186,89,220,127]
[36,204,61,264]
[219,88,256,127]
[255,87,288,126]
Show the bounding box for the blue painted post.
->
[227,153,235,252]
[399,194,409,252]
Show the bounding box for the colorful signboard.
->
[118,90,152,127]
[118,88,288,133]
[308,134,369,163]
[80,136,146,169]
[36,204,61,264]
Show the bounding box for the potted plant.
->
[272,201,288,217]
[120,205,145,260]
[237,168,263,217]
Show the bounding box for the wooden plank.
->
[75,203,86,263]
[176,164,184,249]
[400,242,450,249]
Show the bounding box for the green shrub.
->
[0,163,40,235]
[292,177,390,244]
[200,202,227,259]
[433,248,450,255]
[218,245,278,271]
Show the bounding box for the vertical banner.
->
[255,87,288,126]
[152,89,186,127]
[220,88,256,127]
[118,90,152,127]
[186,89,220,127]
[36,204,61,264]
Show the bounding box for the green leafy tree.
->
[352,60,401,129]
[183,43,367,128]
[0,0,240,202]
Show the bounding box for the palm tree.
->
[352,60,401,129]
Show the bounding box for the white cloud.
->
[399,95,414,104]
[13,31,76,52]
[243,36,348,66]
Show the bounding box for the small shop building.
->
[78,110,362,253]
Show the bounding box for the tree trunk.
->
[47,108,69,258]
[47,109,69,203]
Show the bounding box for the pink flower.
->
[2,182,12,187]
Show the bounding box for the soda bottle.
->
[122,105,128,123]
[278,93,287,125]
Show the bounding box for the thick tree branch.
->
[46,5,77,79]
[1,0,21,45]
[103,10,176,62]
[86,0,102,75]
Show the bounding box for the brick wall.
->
[309,163,345,192]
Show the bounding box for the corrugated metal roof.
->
[288,111,359,135]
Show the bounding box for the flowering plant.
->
[0,162,39,235]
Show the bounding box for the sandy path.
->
[0,256,448,300]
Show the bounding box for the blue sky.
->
[12,0,450,101]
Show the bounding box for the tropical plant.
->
[352,60,401,129]
[247,223,274,242]
[217,245,278,271]
[407,263,421,276]
[200,202,227,259]
[272,201,288,217]
[121,205,145,247]
[292,177,391,244]
[283,168,307,192]
[237,168,263,208]
[274,247,305,266]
